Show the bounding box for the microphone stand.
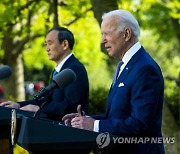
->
[33,93,52,119]
[33,100,47,118]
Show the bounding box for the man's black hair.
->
[48,27,75,50]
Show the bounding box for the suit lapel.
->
[106,47,145,113]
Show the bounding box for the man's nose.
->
[46,46,50,51]
[101,35,107,44]
[101,37,106,44]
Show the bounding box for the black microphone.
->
[0,65,12,80]
[33,68,76,100]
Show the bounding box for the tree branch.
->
[65,8,92,26]
[15,34,44,56]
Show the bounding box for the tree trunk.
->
[2,54,25,101]
[90,0,118,26]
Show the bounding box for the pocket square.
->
[118,82,124,87]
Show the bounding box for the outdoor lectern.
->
[16,115,99,153]
[1,106,116,154]
[15,115,117,154]
[0,106,34,154]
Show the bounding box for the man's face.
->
[45,30,65,64]
[101,15,126,59]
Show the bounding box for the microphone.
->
[33,68,76,100]
[0,65,12,80]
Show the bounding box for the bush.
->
[89,86,109,115]
[165,85,180,126]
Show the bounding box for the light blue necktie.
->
[52,70,58,78]
[112,61,124,86]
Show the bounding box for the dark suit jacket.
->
[20,55,89,120]
[93,47,165,154]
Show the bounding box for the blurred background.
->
[0,0,179,153]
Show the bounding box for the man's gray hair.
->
[102,9,140,37]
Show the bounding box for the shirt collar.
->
[122,41,141,66]
[55,53,72,72]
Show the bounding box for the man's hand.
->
[20,104,39,112]
[62,113,79,126]
[71,116,95,131]
[0,101,20,109]
[62,104,95,131]
[62,104,83,126]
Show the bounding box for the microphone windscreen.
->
[0,65,12,80]
[53,69,76,88]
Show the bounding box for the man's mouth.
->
[105,47,111,51]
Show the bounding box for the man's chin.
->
[107,52,114,58]
[48,57,53,61]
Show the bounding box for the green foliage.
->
[60,0,91,21]
[118,0,180,41]
[70,13,112,89]
[23,37,54,70]
[89,86,109,115]
[165,82,180,125]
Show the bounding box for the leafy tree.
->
[0,0,49,100]
[0,0,179,153]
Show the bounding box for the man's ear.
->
[62,40,69,50]
[124,27,132,41]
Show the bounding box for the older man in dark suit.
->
[62,9,165,154]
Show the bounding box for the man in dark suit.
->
[0,27,89,120]
[62,9,165,154]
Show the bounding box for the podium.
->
[0,106,34,154]
[16,115,98,153]
[16,115,116,154]
[0,106,117,154]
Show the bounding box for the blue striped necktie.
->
[112,61,124,86]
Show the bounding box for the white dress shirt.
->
[55,53,72,72]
